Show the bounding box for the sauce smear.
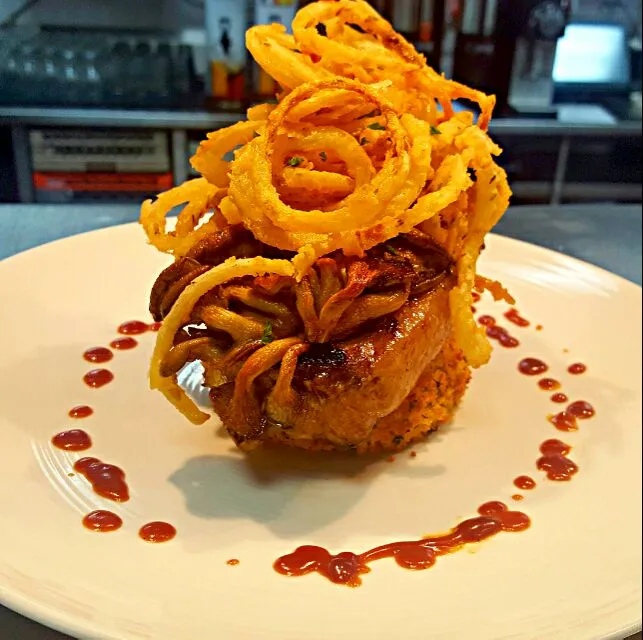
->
[83,347,113,364]
[68,405,93,419]
[504,308,530,328]
[537,439,578,481]
[117,320,149,335]
[274,501,530,587]
[139,522,176,543]
[74,457,129,502]
[110,337,138,350]
[52,429,92,451]
[82,510,122,532]
[83,369,114,388]
[518,358,548,376]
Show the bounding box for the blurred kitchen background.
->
[0,0,641,206]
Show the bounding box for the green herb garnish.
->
[261,321,274,345]
[287,156,304,167]
[430,125,442,135]
[385,244,399,255]
[319,151,327,162]
[367,122,386,131]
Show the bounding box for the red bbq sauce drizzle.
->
[51,429,92,451]
[538,378,560,391]
[117,320,149,335]
[518,358,549,376]
[478,315,496,327]
[82,510,122,532]
[568,363,587,375]
[273,501,530,587]
[68,405,93,419]
[110,337,138,350]
[504,308,530,328]
[74,457,129,502]
[139,522,176,543]
[149,321,162,332]
[551,393,568,404]
[83,368,114,388]
[537,439,578,481]
[486,324,520,348]
[83,347,113,363]
[514,475,536,490]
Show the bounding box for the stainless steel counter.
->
[0,202,641,639]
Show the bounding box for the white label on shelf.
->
[205,0,248,70]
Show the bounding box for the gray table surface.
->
[0,202,641,640]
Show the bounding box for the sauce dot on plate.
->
[83,369,114,388]
[52,429,92,451]
[83,347,113,363]
[139,521,177,543]
[68,405,93,419]
[82,510,122,532]
[568,363,587,375]
[110,337,138,350]
[518,358,548,376]
[118,320,149,335]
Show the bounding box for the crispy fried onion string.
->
[150,257,295,423]
[247,0,495,129]
[140,0,512,425]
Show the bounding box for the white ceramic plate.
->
[0,224,640,640]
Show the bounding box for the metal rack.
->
[1,106,641,204]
